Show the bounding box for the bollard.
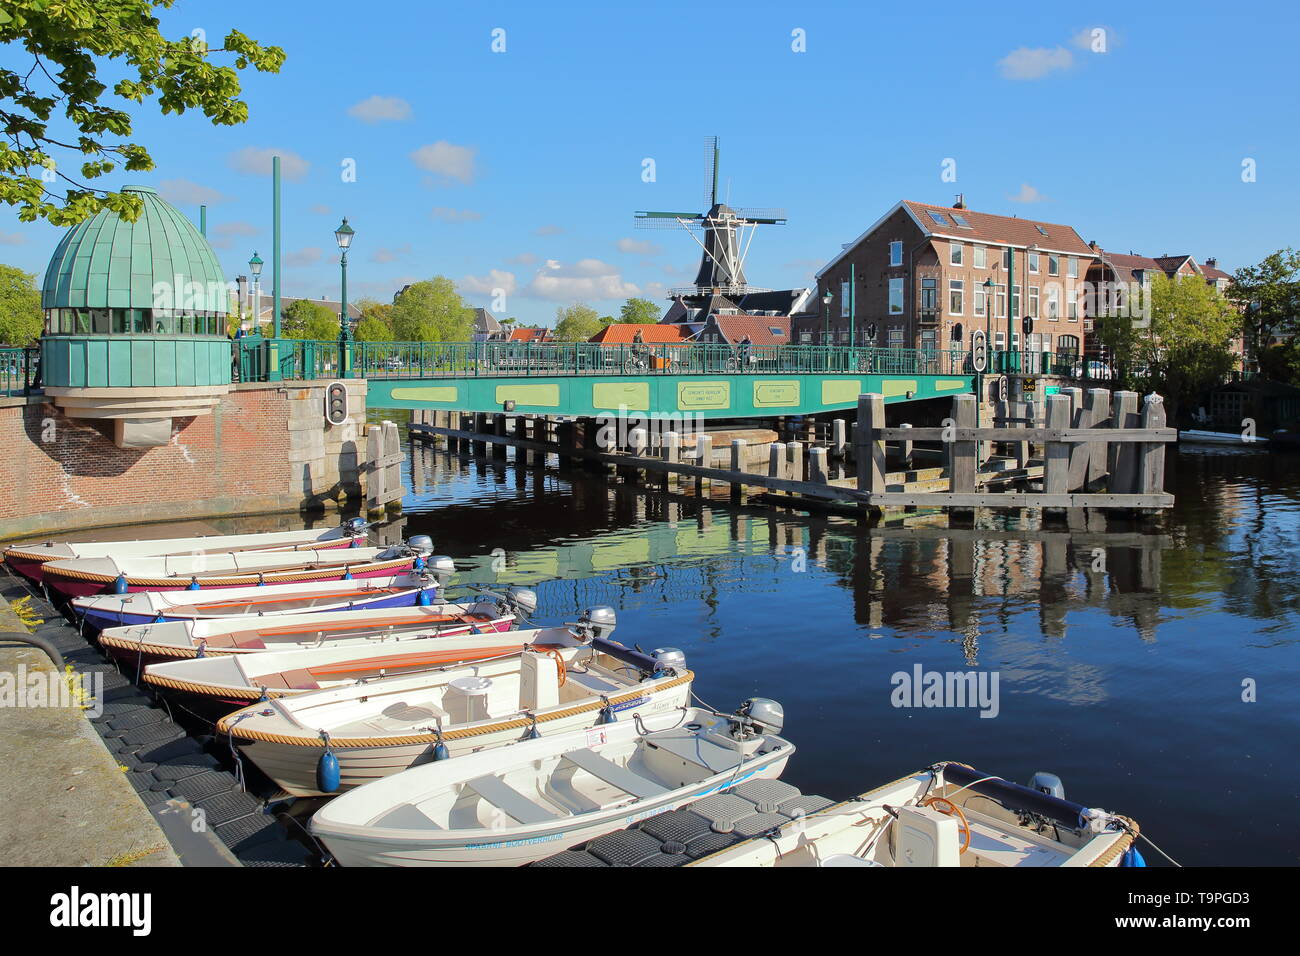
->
[663,431,680,490]
[833,419,847,459]
[694,434,713,493]
[730,438,747,501]
[809,446,829,484]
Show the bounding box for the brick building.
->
[798,197,1097,369]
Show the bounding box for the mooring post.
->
[832,418,847,459]
[787,440,804,484]
[1138,393,1168,513]
[1082,388,1111,488]
[663,431,680,490]
[856,394,886,500]
[768,442,786,482]
[948,393,978,500]
[898,422,914,472]
[492,413,508,459]
[809,446,829,484]
[628,426,649,483]
[694,434,713,494]
[1109,391,1140,493]
[1044,392,1071,500]
[730,438,747,501]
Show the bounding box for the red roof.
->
[903,200,1095,256]
[588,323,690,344]
[707,314,790,346]
[508,327,552,342]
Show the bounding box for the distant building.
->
[661,288,812,338]
[588,323,691,345]
[506,326,552,343]
[694,314,790,346]
[804,197,1097,366]
[231,282,361,334]
[469,308,503,342]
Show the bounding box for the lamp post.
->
[334,218,355,375]
[248,251,263,334]
[821,288,833,368]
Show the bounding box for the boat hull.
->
[227,680,694,798]
[320,752,790,867]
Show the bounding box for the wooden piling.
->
[856,394,886,497]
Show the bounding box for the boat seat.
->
[645,731,742,774]
[374,802,441,831]
[256,668,319,691]
[202,632,266,650]
[466,775,561,824]
[561,749,669,800]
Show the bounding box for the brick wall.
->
[0,380,368,541]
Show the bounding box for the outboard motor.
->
[736,697,784,736]
[341,517,368,537]
[650,646,686,676]
[424,555,456,588]
[579,606,617,641]
[1028,771,1065,800]
[505,587,538,621]
[406,534,434,555]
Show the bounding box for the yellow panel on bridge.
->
[390,385,459,403]
[753,380,801,407]
[593,381,650,412]
[677,381,730,410]
[495,384,560,407]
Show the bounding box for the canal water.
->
[388,438,1300,866]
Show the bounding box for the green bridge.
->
[234,339,1006,419]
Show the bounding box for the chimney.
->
[953,193,965,209]
[1088,240,1099,251]
[1206,257,1217,268]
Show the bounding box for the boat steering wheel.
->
[921,796,971,854]
[528,644,567,687]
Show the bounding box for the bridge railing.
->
[1,345,39,396]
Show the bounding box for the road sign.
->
[1022,376,1038,393]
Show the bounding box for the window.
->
[840,281,850,318]
[921,277,938,314]
[949,279,964,315]
[1028,333,1041,352]
[1068,297,1079,321]
[1048,255,1060,276]
[974,286,987,316]
[1003,248,1012,269]
[994,284,1006,318]
[1068,256,1078,279]
[973,245,986,269]
[1046,284,1060,320]
[1028,253,1040,274]
[1035,224,1049,237]
[929,210,950,227]
[888,277,904,315]
[994,331,1006,350]
[889,240,903,266]
[800,332,812,344]
[951,213,972,228]
[1011,284,1021,318]
[1012,332,1021,350]
[1042,333,1053,353]
[1028,286,1039,318]
[888,328,904,347]
[950,243,964,266]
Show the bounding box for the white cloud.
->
[523,258,638,302]
[507,252,538,266]
[285,246,323,268]
[616,237,661,256]
[459,269,518,296]
[1008,183,1049,203]
[997,46,1073,80]
[0,232,27,246]
[347,95,413,123]
[227,147,311,181]
[370,244,411,264]
[431,207,483,223]
[534,224,563,236]
[214,220,258,237]
[158,178,231,205]
[410,141,477,184]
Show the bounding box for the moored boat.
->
[70,565,456,633]
[310,701,792,867]
[218,615,693,797]
[99,596,523,668]
[142,622,583,720]
[688,761,1141,867]
[2,519,370,583]
[41,539,434,599]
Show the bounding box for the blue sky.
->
[2,0,1297,326]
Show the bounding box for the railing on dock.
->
[1,346,39,396]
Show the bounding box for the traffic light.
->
[1022,314,1034,336]
[971,329,987,372]
[325,381,348,426]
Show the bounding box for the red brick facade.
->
[0,382,366,541]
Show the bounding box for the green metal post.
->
[199,204,206,237]
[1006,245,1015,375]
[270,156,282,381]
[338,248,351,377]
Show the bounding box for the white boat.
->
[141,622,574,718]
[689,761,1141,868]
[218,613,694,797]
[3,518,370,582]
[310,701,793,866]
[71,568,453,632]
[98,597,519,667]
[1179,429,1257,446]
[42,539,432,599]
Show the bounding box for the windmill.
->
[635,137,786,299]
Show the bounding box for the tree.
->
[618,296,661,325]
[553,303,602,342]
[1135,273,1240,416]
[353,299,393,341]
[1230,249,1300,366]
[0,2,285,225]
[389,277,473,342]
[281,299,337,340]
[0,264,42,345]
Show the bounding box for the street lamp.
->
[248,251,263,334]
[334,219,354,374]
[821,289,833,355]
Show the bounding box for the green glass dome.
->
[41,185,228,316]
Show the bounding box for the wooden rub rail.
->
[410,387,1175,516]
